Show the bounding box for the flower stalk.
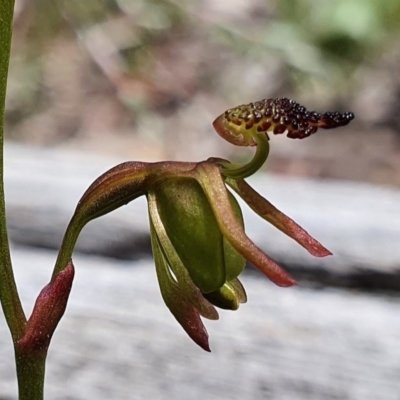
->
[0,3,50,399]
[217,133,270,179]
[0,0,26,342]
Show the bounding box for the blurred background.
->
[6,0,400,184]
[2,0,400,399]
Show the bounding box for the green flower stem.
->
[0,0,26,340]
[218,133,270,180]
[0,3,45,399]
[14,348,47,400]
[52,214,85,279]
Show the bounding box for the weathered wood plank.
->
[1,248,399,400]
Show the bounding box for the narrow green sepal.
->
[150,222,211,352]
[195,162,296,287]
[223,191,246,281]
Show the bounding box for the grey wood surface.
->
[4,142,400,289]
[1,247,399,400]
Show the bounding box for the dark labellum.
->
[220,98,354,140]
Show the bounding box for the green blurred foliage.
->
[273,0,400,81]
[14,0,400,95]
[284,0,400,55]
[8,0,400,144]
[14,0,400,79]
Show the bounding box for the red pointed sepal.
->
[227,178,331,257]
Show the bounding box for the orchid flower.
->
[50,98,354,351]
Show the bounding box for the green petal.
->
[148,192,219,320]
[203,281,240,311]
[154,178,226,293]
[203,278,247,310]
[150,222,211,351]
[229,278,247,304]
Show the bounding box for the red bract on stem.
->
[18,262,75,353]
